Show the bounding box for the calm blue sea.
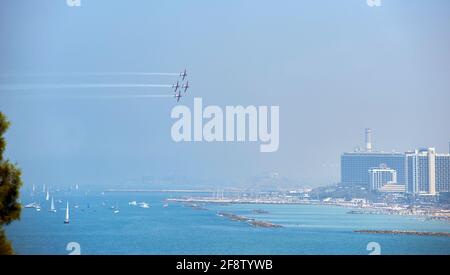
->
[5,191,450,255]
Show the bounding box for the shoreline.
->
[167,197,450,222]
[355,230,450,237]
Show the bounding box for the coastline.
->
[355,230,450,237]
[166,197,450,222]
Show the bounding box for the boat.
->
[163,203,169,208]
[138,202,150,209]
[49,197,56,212]
[24,202,38,208]
[129,201,137,206]
[64,202,70,224]
[113,202,119,213]
[45,190,50,201]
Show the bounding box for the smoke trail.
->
[0,83,173,90]
[0,72,179,77]
[89,94,173,99]
[47,94,175,99]
[83,72,179,76]
[0,92,174,99]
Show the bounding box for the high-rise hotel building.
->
[368,165,400,192]
[406,148,450,195]
[340,129,450,195]
[341,129,406,187]
[341,152,406,187]
[437,154,450,192]
[406,148,436,195]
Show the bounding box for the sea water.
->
[5,192,450,255]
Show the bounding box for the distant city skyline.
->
[341,129,450,195]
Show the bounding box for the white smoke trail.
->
[0,93,174,99]
[84,72,179,76]
[47,94,175,99]
[0,72,179,77]
[89,94,173,99]
[0,83,173,90]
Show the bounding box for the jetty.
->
[217,212,282,228]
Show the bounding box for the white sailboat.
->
[113,202,119,214]
[24,202,38,208]
[46,190,50,201]
[64,202,70,224]
[49,197,56,212]
[138,202,150,208]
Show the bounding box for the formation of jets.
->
[173,69,189,102]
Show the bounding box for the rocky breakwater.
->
[217,212,282,228]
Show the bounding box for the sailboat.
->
[49,197,56,212]
[46,190,50,201]
[24,202,38,208]
[64,202,70,224]
[113,202,119,214]
[35,202,41,212]
[138,202,150,209]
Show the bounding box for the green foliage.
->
[0,112,10,162]
[0,161,22,224]
[0,112,22,255]
[0,228,13,255]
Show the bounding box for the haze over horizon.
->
[0,0,449,189]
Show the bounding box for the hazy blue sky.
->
[1,0,449,189]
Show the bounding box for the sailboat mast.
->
[64,202,70,223]
[50,197,55,212]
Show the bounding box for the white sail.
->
[64,202,70,223]
[50,197,56,212]
[46,190,50,201]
